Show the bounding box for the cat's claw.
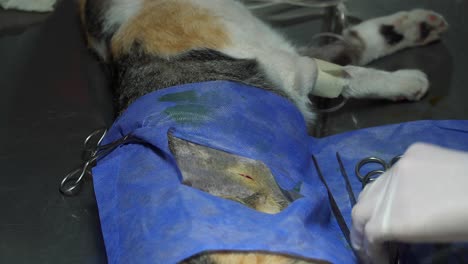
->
[394,9,448,46]
[390,69,429,101]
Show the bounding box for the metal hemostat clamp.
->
[354,154,404,264]
[336,152,403,263]
[60,129,143,196]
[355,155,402,188]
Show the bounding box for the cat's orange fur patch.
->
[111,0,230,57]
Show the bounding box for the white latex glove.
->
[351,143,468,264]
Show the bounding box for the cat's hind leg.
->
[344,9,448,65]
[303,10,448,101]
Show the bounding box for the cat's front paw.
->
[394,9,448,46]
[390,69,429,101]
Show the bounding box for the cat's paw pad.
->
[394,9,448,45]
[391,69,429,101]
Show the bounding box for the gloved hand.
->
[351,143,468,264]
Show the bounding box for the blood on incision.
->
[238,173,254,180]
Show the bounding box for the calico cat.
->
[78,0,447,263]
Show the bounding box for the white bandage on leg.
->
[311,59,348,98]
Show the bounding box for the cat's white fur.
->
[102,0,447,122]
[345,9,448,65]
[104,0,144,33]
[200,0,319,121]
[342,67,429,100]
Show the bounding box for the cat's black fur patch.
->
[379,25,404,45]
[84,0,114,41]
[113,45,281,112]
[330,51,353,66]
[419,22,433,41]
